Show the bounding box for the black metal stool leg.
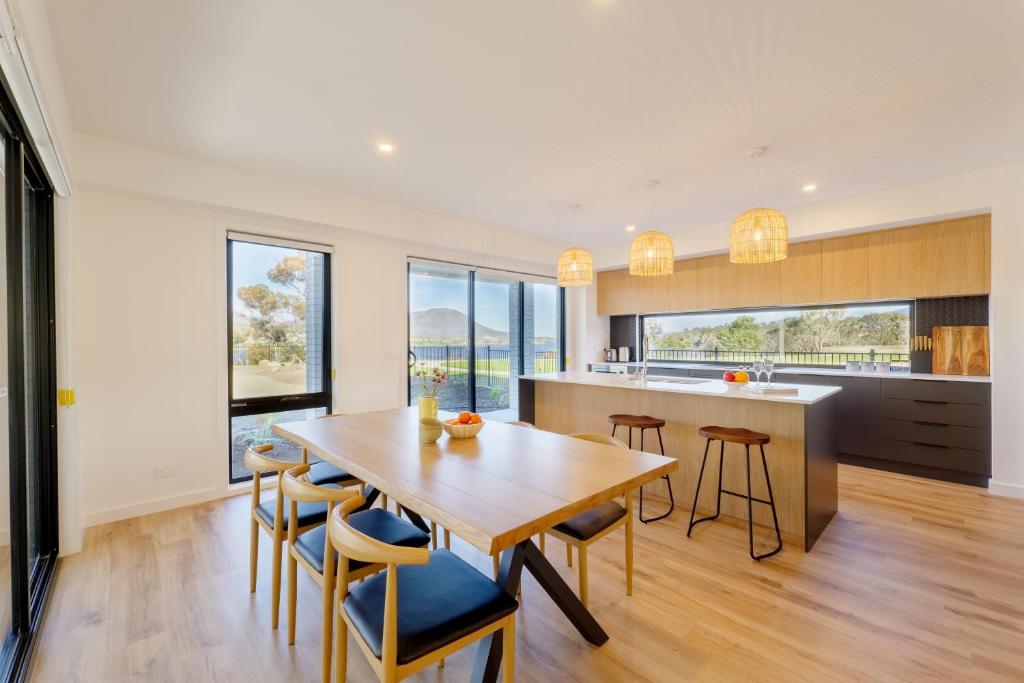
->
[687,438,720,536]
[752,444,783,561]
[639,427,675,524]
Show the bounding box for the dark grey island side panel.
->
[803,396,838,552]
[518,378,536,425]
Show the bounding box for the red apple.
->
[723,371,736,382]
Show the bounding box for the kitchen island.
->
[519,371,841,551]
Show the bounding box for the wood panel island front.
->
[519,371,841,551]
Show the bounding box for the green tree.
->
[237,253,308,349]
[717,315,765,351]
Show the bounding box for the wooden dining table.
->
[273,407,678,683]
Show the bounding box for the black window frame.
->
[405,260,565,412]
[0,76,59,681]
[638,300,914,368]
[226,237,333,484]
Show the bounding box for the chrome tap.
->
[635,334,650,383]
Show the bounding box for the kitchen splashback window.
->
[641,303,910,367]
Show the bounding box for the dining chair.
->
[544,432,634,607]
[328,498,519,683]
[301,413,364,488]
[282,465,431,683]
[245,444,338,629]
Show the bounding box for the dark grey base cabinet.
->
[603,364,992,487]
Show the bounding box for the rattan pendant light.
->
[557,247,593,287]
[729,147,788,264]
[629,230,675,276]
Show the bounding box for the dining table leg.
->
[471,539,609,683]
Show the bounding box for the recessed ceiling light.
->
[625,225,636,232]
[802,183,817,193]
[377,142,395,154]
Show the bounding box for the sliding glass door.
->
[227,236,332,483]
[408,261,563,419]
[0,106,58,679]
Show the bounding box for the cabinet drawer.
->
[882,379,989,405]
[882,398,989,428]
[882,419,989,451]
[879,439,990,475]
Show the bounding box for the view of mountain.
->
[410,308,507,342]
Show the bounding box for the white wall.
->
[71,135,570,527]
[576,161,1024,499]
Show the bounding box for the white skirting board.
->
[989,480,1024,499]
[83,486,225,528]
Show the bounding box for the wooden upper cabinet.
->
[778,240,822,305]
[668,258,700,312]
[697,254,737,310]
[594,214,990,315]
[820,233,870,303]
[917,215,991,297]
[867,225,924,299]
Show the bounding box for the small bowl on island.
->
[442,412,485,438]
[721,369,749,388]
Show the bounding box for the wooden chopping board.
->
[932,326,990,375]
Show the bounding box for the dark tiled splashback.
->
[914,296,989,335]
[609,315,637,359]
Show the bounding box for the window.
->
[408,261,564,419]
[227,235,331,483]
[642,303,911,367]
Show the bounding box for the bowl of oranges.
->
[722,369,749,388]
[442,412,485,438]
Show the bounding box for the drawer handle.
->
[913,441,949,449]
[913,420,947,427]
[912,399,948,405]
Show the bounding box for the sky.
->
[648,303,910,334]
[232,244,558,339]
[410,269,558,338]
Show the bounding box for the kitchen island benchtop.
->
[521,371,841,405]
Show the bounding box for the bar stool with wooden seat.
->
[609,414,676,523]
[545,432,634,607]
[687,426,783,561]
[329,498,519,683]
[244,444,344,629]
[282,465,431,683]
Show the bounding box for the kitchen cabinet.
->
[595,214,990,315]
[829,377,882,459]
[820,234,871,302]
[778,241,822,305]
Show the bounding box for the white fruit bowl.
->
[442,420,485,439]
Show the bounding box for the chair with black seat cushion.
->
[282,466,431,683]
[300,413,365,489]
[544,432,634,607]
[245,444,339,630]
[328,499,518,683]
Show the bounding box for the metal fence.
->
[411,345,559,391]
[647,348,910,366]
[233,343,306,365]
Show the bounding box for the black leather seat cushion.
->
[255,485,342,530]
[344,549,518,665]
[553,501,627,541]
[307,461,360,486]
[293,509,430,575]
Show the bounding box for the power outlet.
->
[154,464,176,479]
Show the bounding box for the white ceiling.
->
[45,0,1024,246]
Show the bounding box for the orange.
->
[734,370,749,383]
[458,411,472,424]
[470,414,482,424]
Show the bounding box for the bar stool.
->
[686,426,782,561]
[608,414,675,523]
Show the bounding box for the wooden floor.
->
[29,465,1024,682]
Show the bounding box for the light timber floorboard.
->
[28,465,1024,682]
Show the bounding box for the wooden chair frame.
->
[245,444,333,629]
[543,433,635,607]
[282,465,368,683]
[329,501,516,683]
